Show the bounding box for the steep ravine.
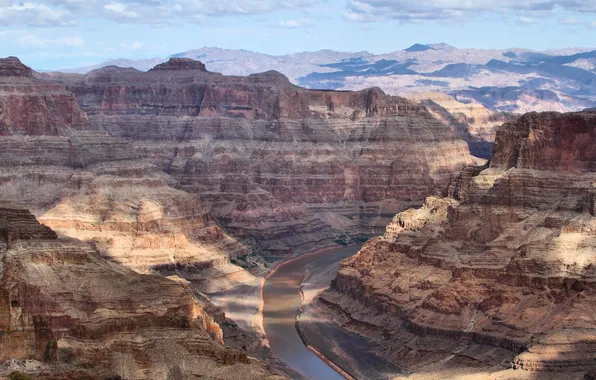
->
[0,202,282,379]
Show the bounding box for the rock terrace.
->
[42,58,479,257]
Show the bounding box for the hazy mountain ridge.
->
[55,43,596,113]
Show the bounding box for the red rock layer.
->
[0,57,250,295]
[0,58,88,136]
[408,92,517,159]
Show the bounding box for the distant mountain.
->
[56,57,165,74]
[51,43,596,113]
[404,43,434,52]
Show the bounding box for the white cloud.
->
[54,36,85,46]
[33,0,317,25]
[7,31,86,47]
[0,2,74,26]
[278,19,312,28]
[19,34,45,47]
[344,0,596,23]
[519,16,533,24]
[279,19,300,28]
[591,21,596,28]
[121,41,143,50]
[343,9,368,22]
[104,2,138,19]
[27,36,84,47]
[559,16,577,24]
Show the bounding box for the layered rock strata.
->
[0,57,253,295]
[44,58,479,256]
[320,110,596,377]
[0,56,479,372]
[0,202,281,379]
[408,92,516,159]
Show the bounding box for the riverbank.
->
[260,244,361,325]
[296,286,357,380]
[210,246,356,342]
[210,244,367,379]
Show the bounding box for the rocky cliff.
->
[42,57,479,257]
[0,202,281,379]
[319,110,596,378]
[0,55,481,375]
[0,57,255,297]
[408,92,516,159]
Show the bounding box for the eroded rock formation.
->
[42,58,479,256]
[408,92,516,159]
[0,57,253,295]
[0,202,280,379]
[318,110,596,378]
[0,55,480,376]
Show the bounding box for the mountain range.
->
[56,43,596,114]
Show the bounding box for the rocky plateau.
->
[408,92,517,159]
[60,44,596,114]
[40,57,479,258]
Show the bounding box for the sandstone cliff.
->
[320,110,596,378]
[0,57,255,296]
[408,92,516,159]
[43,58,479,257]
[0,202,281,379]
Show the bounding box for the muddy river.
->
[262,245,360,380]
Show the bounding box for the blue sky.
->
[1,0,596,70]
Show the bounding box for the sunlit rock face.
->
[408,92,517,159]
[43,58,479,256]
[0,203,280,379]
[326,110,596,376]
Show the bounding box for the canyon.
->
[308,110,596,379]
[407,92,516,159]
[39,57,479,258]
[0,202,281,379]
[0,55,480,378]
[3,52,595,380]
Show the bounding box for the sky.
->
[1,0,596,70]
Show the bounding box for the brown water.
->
[262,246,360,380]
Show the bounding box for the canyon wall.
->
[408,92,517,159]
[0,202,280,379]
[0,57,255,296]
[321,110,596,378]
[0,56,481,375]
[43,58,479,257]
